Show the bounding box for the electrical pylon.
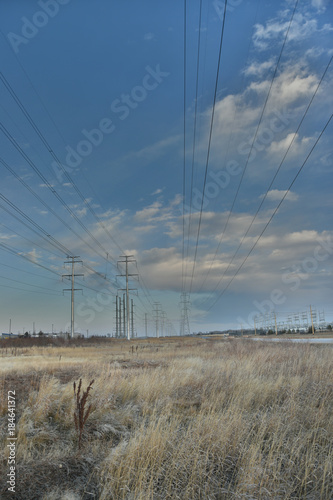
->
[153,302,161,338]
[180,292,191,336]
[117,255,138,340]
[63,256,83,338]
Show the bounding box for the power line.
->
[117,255,138,340]
[0,71,124,263]
[197,0,299,292]
[207,112,332,310]
[0,213,63,259]
[180,291,191,336]
[0,240,63,277]
[0,282,62,297]
[188,0,228,295]
[0,273,63,295]
[0,198,121,298]
[0,239,113,300]
[0,120,113,261]
[184,0,203,292]
[153,302,161,338]
[0,191,71,256]
[0,150,115,265]
[0,29,127,255]
[63,256,83,338]
[0,260,60,281]
[203,52,333,298]
[181,0,187,293]
[135,261,155,309]
[184,0,261,298]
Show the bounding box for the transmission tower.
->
[153,302,161,338]
[131,298,135,338]
[160,311,167,337]
[115,295,120,338]
[63,256,83,338]
[145,312,148,337]
[180,292,191,336]
[319,309,325,329]
[118,295,123,337]
[117,255,138,340]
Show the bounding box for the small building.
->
[1,333,19,340]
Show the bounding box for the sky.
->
[0,0,332,336]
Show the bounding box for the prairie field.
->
[0,337,332,499]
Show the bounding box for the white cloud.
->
[305,47,325,58]
[151,188,164,196]
[200,61,321,173]
[0,232,16,240]
[253,12,332,51]
[144,32,155,41]
[260,189,299,202]
[98,208,123,219]
[284,229,319,244]
[268,132,312,157]
[133,197,181,229]
[23,248,41,264]
[247,66,319,109]
[273,70,318,106]
[134,224,156,234]
[76,207,87,218]
[166,209,271,244]
[134,227,333,296]
[311,0,328,12]
[118,134,181,167]
[134,202,163,222]
[214,93,260,131]
[244,58,275,77]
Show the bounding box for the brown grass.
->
[0,337,332,499]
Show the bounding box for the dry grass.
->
[0,338,332,499]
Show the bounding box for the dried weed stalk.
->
[73,378,94,449]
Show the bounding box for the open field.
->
[1,337,332,499]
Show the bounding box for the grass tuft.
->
[73,378,94,450]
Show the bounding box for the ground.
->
[0,336,332,499]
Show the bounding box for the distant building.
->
[1,333,19,339]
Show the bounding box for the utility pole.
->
[117,256,138,340]
[310,305,315,335]
[119,296,122,338]
[153,302,161,338]
[145,313,148,337]
[123,293,126,338]
[274,312,278,336]
[115,295,119,338]
[254,316,257,336]
[63,256,83,339]
[161,311,166,337]
[131,299,135,338]
[180,292,191,336]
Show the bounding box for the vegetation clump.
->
[73,378,94,450]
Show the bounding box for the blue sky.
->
[0,0,332,335]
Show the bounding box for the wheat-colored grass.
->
[0,338,332,499]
